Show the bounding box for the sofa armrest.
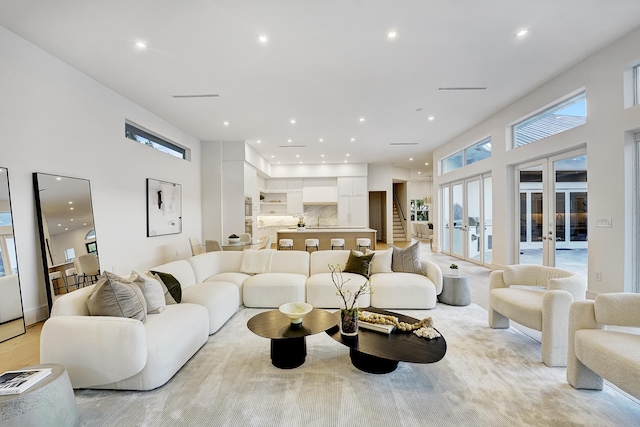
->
[40,316,148,389]
[548,275,587,301]
[489,270,507,290]
[421,259,443,294]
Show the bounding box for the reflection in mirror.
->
[33,173,99,310]
[0,167,26,343]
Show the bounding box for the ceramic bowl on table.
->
[279,302,313,324]
[228,237,240,243]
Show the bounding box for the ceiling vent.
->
[437,87,488,91]
[390,142,419,146]
[171,94,219,98]
[278,145,307,148]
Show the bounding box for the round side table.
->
[0,363,78,427]
[438,274,471,306]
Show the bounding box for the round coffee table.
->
[247,308,337,369]
[327,308,447,374]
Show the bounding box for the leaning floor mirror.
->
[33,173,99,310]
[0,167,26,342]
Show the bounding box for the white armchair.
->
[567,293,640,399]
[489,264,586,367]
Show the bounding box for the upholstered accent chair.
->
[489,264,586,367]
[567,293,640,399]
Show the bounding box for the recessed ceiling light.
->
[135,41,147,49]
[288,139,292,143]
[68,201,73,204]
[296,154,300,158]
[387,30,397,39]
[425,162,429,166]
[56,177,62,181]
[418,171,421,174]
[258,35,268,44]
[515,29,529,37]
[322,161,325,164]
[83,223,87,226]
[277,161,281,164]
[350,138,355,142]
[70,207,74,211]
[428,116,435,121]
[299,161,303,164]
[290,119,296,124]
[257,140,261,143]
[346,153,350,157]
[58,224,61,227]
[344,160,348,163]
[409,158,413,161]
[70,218,74,221]
[319,138,324,142]
[321,154,325,157]
[270,155,275,158]
[359,117,365,122]
[223,121,229,126]
[65,228,68,231]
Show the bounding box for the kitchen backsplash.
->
[256,205,337,227]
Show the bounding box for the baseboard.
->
[24,304,49,326]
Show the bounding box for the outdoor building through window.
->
[513,92,586,148]
[125,123,186,159]
[442,137,492,174]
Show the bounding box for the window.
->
[85,230,95,240]
[513,92,586,148]
[442,137,492,174]
[635,65,640,105]
[410,199,429,221]
[465,137,492,166]
[64,248,75,261]
[125,123,186,159]
[86,241,97,256]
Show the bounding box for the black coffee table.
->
[327,307,447,374]
[247,308,337,369]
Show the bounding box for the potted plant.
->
[329,264,371,336]
[449,263,459,276]
[296,215,306,231]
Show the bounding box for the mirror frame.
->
[33,173,98,310]
[0,167,26,343]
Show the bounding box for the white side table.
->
[0,363,78,427]
[438,274,471,306]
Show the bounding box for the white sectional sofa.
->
[40,248,442,390]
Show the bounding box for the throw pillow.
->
[365,247,393,274]
[87,271,147,322]
[130,271,167,314]
[150,271,182,304]
[343,250,375,279]
[391,242,423,274]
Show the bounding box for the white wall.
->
[433,25,640,296]
[1,26,202,323]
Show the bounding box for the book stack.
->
[0,368,52,395]
[359,311,396,334]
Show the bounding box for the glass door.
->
[451,183,464,257]
[442,185,450,253]
[516,151,587,276]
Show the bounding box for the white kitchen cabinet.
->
[337,177,368,196]
[287,179,303,192]
[265,179,287,192]
[302,178,338,203]
[338,195,368,227]
[287,190,303,214]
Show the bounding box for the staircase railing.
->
[394,191,406,221]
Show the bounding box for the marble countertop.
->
[277,227,376,233]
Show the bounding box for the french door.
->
[516,150,587,275]
[441,174,492,265]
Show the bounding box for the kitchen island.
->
[276,227,377,251]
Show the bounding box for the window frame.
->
[441,136,492,174]
[125,122,186,159]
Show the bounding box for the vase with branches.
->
[329,264,371,336]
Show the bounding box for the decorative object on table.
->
[358,311,441,339]
[146,178,182,237]
[279,302,313,325]
[449,263,459,276]
[228,234,240,243]
[0,368,52,395]
[329,264,371,336]
[296,214,306,231]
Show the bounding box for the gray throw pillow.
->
[87,271,147,322]
[391,242,423,274]
[131,271,167,314]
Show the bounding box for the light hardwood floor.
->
[0,239,487,373]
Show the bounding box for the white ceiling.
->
[2,0,640,179]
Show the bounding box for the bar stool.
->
[49,271,68,294]
[65,267,78,289]
[331,238,345,250]
[278,239,294,250]
[305,238,319,252]
[356,238,371,251]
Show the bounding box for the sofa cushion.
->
[365,248,393,274]
[306,272,371,309]
[148,260,197,289]
[188,251,244,283]
[87,271,147,322]
[151,271,182,304]
[391,242,422,274]
[344,250,374,279]
[309,250,351,275]
[240,249,274,274]
[243,273,308,308]
[369,273,437,309]
[182,282,240,334]
[131,271,166,314]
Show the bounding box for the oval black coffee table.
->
[248,308,337,369]
[327,307,447,374]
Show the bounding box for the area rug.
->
[75,304,640,426]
